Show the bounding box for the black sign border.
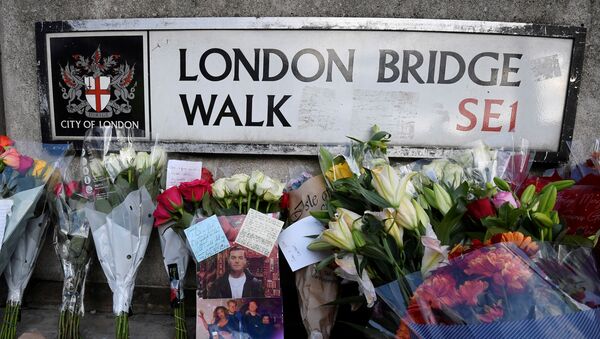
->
[36,18,586,163]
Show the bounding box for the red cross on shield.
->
[84,76,111,112]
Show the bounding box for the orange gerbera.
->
[490,231,539,257]
[456,280,488,306]
[464,247,533,293]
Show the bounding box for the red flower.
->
[466,198,496,220]
[65,180,80,198]
[179,179,211,203]
[464,247,533,293]
[476,303,504,323]
[413,273,458,309]
[54,183,64,197]
[153,203,172,227]
[157,186,184,213]
[17,155,34,174]
[0,136,14,148]
[280,191,289,210]
[201,168,214,184]
[456,280,488,306]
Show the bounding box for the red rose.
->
[280,191,290,210]
[466,198,496,220]
[65,180,81,198]
[54,183,64,197]
[179,179,211,203]
[201,168,214,184]
[157,186,184,213]
[153,203,172,227]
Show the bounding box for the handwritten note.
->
[278,216,330,271]
[235,209,284,257]
[288,175,329,223]
[166,160,204,188]
[184,215,230,263]
[0,200,13,250]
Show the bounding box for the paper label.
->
[184,215,230,263]
[288,175,329,223]
[166,159,203,188]
[0,199,14,249]
[278,216,330,271]
[235,209,284,257]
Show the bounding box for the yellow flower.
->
[32,159,47,177]
[325,162,353,183]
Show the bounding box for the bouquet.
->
[153,167,214,339]
[284,171,338,338]
[50,158,95,339]
[0,136,67,339]
[83,127,165,339]
[379,240,600,339]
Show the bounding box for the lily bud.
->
[433,183,452,214]
[393,198,419,231]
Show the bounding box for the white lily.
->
[334,255,376,307]
[420,223,449,278]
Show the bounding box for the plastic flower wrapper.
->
[82,127,165,339]
[0,137,69,339]
[500,138,535,192]
[49,155,95,339]
[375,241,598,339]
[533,242,600,309]
[154,167,214,339]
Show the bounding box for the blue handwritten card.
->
[184,215,230,263]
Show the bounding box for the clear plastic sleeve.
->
[374,243,600,338]
[82,127,164,316]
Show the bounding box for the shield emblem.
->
[84,76,111,112]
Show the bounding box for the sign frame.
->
[35,17,586,162]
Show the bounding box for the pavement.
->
[13,307,196,339]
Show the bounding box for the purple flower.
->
[492,191,519,209]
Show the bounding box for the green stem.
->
[238,196,243,214]
[116,313,129,339]
[266,202,272,213]
[246,192,252,214]
[255,196,261,211]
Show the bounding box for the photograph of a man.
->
[207,246,264,298]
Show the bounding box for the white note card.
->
[235,209,284,257]
[166,160,203,188]
[0,199,14,250]
[278,216,330,271]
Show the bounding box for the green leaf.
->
[310,210,331,222]
[94,199,113,214]
[315,254,336,271]
[558,235,593,247]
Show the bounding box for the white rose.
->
[225,174,250,197]
[104,153,124,180]
[119,146,136,168]
[263,179,284,202]
[249,170,266,192]
[212,178,229,199]
[150,146,167,170]
[134,152,150,172]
